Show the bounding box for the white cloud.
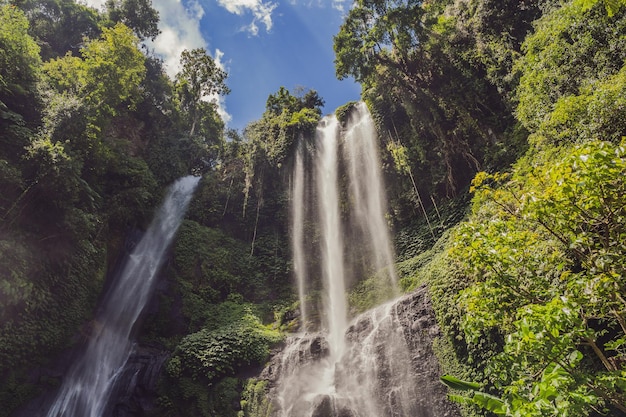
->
[145,0,207,77]
[141,0,232,124]
[216,0,277,35]
[82,0,107,11]
[331,0,348,12]
[210,49,233,125]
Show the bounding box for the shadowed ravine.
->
[44,176,199,417]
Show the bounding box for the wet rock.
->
[255,285,460,417]
[311,395,333,417]
[106,344,169,417]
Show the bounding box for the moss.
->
[239,379,272,417]
[348,271,397,315]
[335,101,359,124]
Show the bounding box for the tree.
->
[454,140,626,415]
[265,86,324,117]
[81,23,146,119]
[105,0,160,41]
[0,2,42,125]
[515,1,626,135]
[577,0,626,16]
[175,48,229,137]
[334,0,518,197]
[16,0,101,60]
[42,22,146,133]
[334,0,426,87]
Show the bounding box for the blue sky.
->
[86,0,361,130]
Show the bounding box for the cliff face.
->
[255,285,460,417]
[388,286,459,416]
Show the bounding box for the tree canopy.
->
[2,0,626,416]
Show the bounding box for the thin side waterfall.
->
[45,176,199,417]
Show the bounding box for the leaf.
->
[440,375,482,391]
[472,392,507,415]
[575,0,599,11]
[447,394,474,405]
[604,0,622,16]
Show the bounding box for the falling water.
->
[277,104,415,416]
[45,176,199,417]
[344,102,398,286]
[315,116,348,357]
[291,143,308,327]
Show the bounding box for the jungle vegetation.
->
[1,0,626,416]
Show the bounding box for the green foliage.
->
[348,270,397,314]
[334,0,426,84]
[16,0,101,60]
[0,3,41,101]
[239,379,272,417]
[105,0,160,41]
[23,135,77,204]
[162,308,281,417]
[334,101,358,124]
[42,22,146,132]
[172,221,255,323]
[531,64,626,147]
[9,1,626,417]
[102,151,158,228]
[176,48,229,138]
[576,0,626,16]
[393,194,470,263]
[0,2,42,160]
[335,0,523,198]
[246,232,292,301]
[452,140,626,415]
[0,234,106,417]
[168,311,280,381]
[81,23,145,115]
[515,1,626,135]
[244,87,322,177]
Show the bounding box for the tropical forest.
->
[2,0,626,416]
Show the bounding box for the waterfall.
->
[45,176,199,417]
[291,143,308,327]
[315,116,348,358]
[344,102,398,287]
[278,104,435,417]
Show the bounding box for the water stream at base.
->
[45,176,199,417]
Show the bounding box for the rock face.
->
[256,286,460,417]
[10,344,168,417]
[390,286,459,416]
[105,345,169,417]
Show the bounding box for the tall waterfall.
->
[291,143,308,327]
[315,116,348,357]
[45,176,199,417]
[279,103,436,417]
[344,103,398,287]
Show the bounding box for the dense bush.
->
[449,140,626,415]
[161,307,281,417]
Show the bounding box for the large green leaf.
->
[440,375,481,391]
[472,392,507,415]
